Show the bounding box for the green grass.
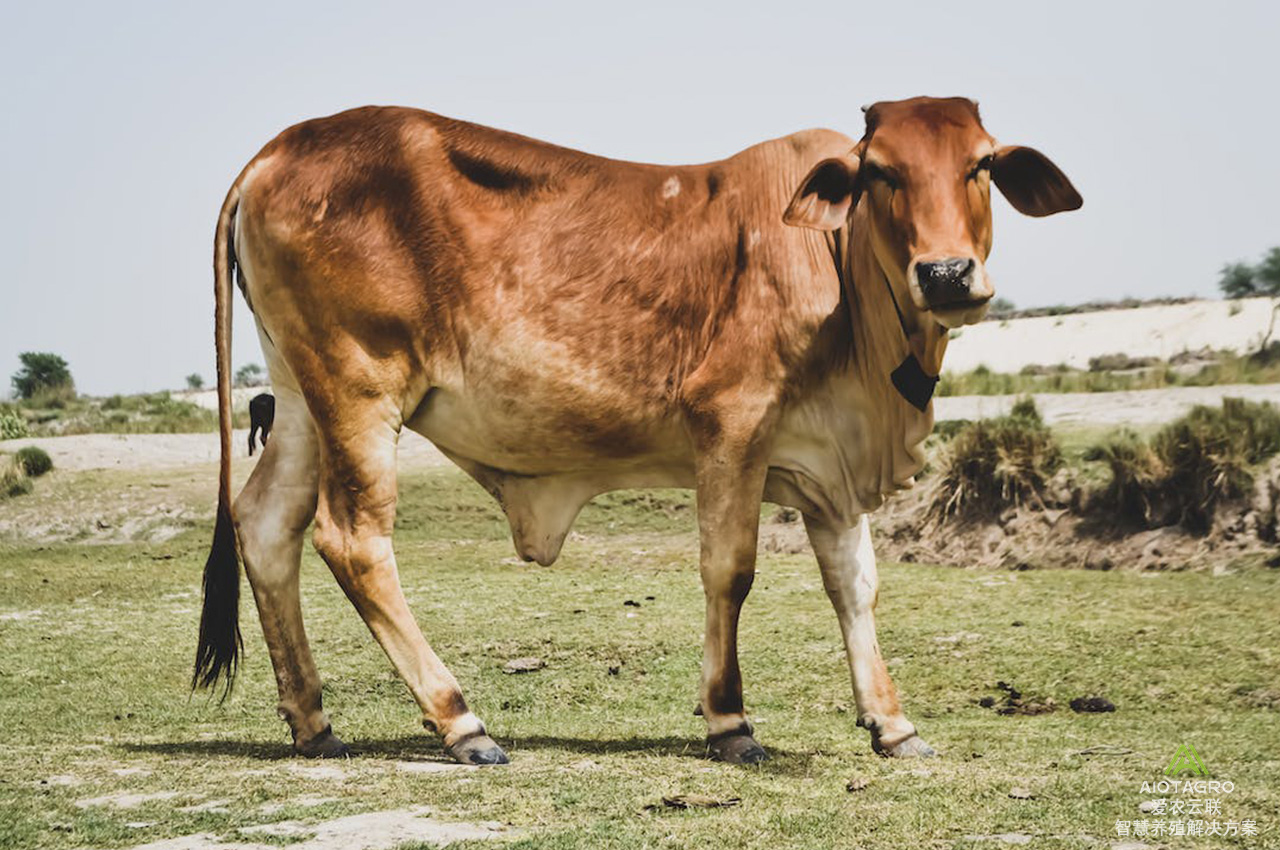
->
[2,392,250,437]
[1,464,1279,849]
[938,348,1280,397]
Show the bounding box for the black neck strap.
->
[880,270,939,411]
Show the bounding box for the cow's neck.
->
[779,222,947,519]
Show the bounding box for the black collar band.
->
[891,352,938,412]
[878,269,938,411]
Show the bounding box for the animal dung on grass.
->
[647,794,742,811]
[982,681,1057,716]
[502,657,546,674]
[1069,695,1116,713]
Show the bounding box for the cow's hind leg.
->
[309,398,506,766]
[234,384,345,756]
[804,514,935,758]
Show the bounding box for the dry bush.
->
[0,455,32,499]
[929,397,1062,520]
[1087,430,1167,525]
[1090,398,1280,533]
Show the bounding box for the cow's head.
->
[783,96,1081,329]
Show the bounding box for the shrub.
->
[929,398,1062,519]
[1086,430,1167,526]
[1089,398,1280,533]
[0,409,28,439]
[15,446,52,477]
[0,455,31,499]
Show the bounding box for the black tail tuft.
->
[193,498,242,697]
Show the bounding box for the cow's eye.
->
[863,163,897,189]
[969,155,994,180]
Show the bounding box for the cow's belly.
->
[405,382,694,566]
[407,383,692,477]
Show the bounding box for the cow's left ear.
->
[991,145,1082,217]
[783,156,860,231]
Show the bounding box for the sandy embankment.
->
[943,297,1276,373]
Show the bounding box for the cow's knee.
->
[312,517,393,587]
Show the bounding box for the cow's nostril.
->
[916,258,976,304]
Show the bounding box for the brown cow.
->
[194,96,1080,765]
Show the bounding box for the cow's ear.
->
[783,156,860,231]
[991,145,1082,217]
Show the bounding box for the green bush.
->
[15,446,52,477]
[0,409,28,439]
[930,398,1062,519]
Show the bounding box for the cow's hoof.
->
[296,727,351,759]
[448,733,509,766]
[708,733,769,765]
[875,734,936,759]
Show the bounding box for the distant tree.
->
[234,363,265,387]
[1219,247,1280,352]
[185,373,205,391]
[11,352,74,401]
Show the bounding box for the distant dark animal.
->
[247,393,275,456]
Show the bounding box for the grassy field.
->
[937,351,1280,397]
[2,464,1279,849]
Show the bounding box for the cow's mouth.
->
[930,296,992,329]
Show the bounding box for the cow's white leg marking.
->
[309,406,505,765]
[804,513,935,757]
[234,345,340,755]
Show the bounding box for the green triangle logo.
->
[1165,744,1208,776]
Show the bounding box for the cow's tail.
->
[193,181,243,697]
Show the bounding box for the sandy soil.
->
[944,296,1277,373]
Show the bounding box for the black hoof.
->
[448,732,509,766]
[708,732,769,765]
[296,727,351,759]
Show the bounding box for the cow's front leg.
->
[692,435,772,765]
[804,514,935,758]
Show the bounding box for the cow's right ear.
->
[783,156,861,231]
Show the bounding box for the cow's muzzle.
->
[910,256,992,327]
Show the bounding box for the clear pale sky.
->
[2,1,1277,396]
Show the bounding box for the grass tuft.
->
[929,397,1062,520]
[0,454,32,499]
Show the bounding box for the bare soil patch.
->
[128,807,513,850]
